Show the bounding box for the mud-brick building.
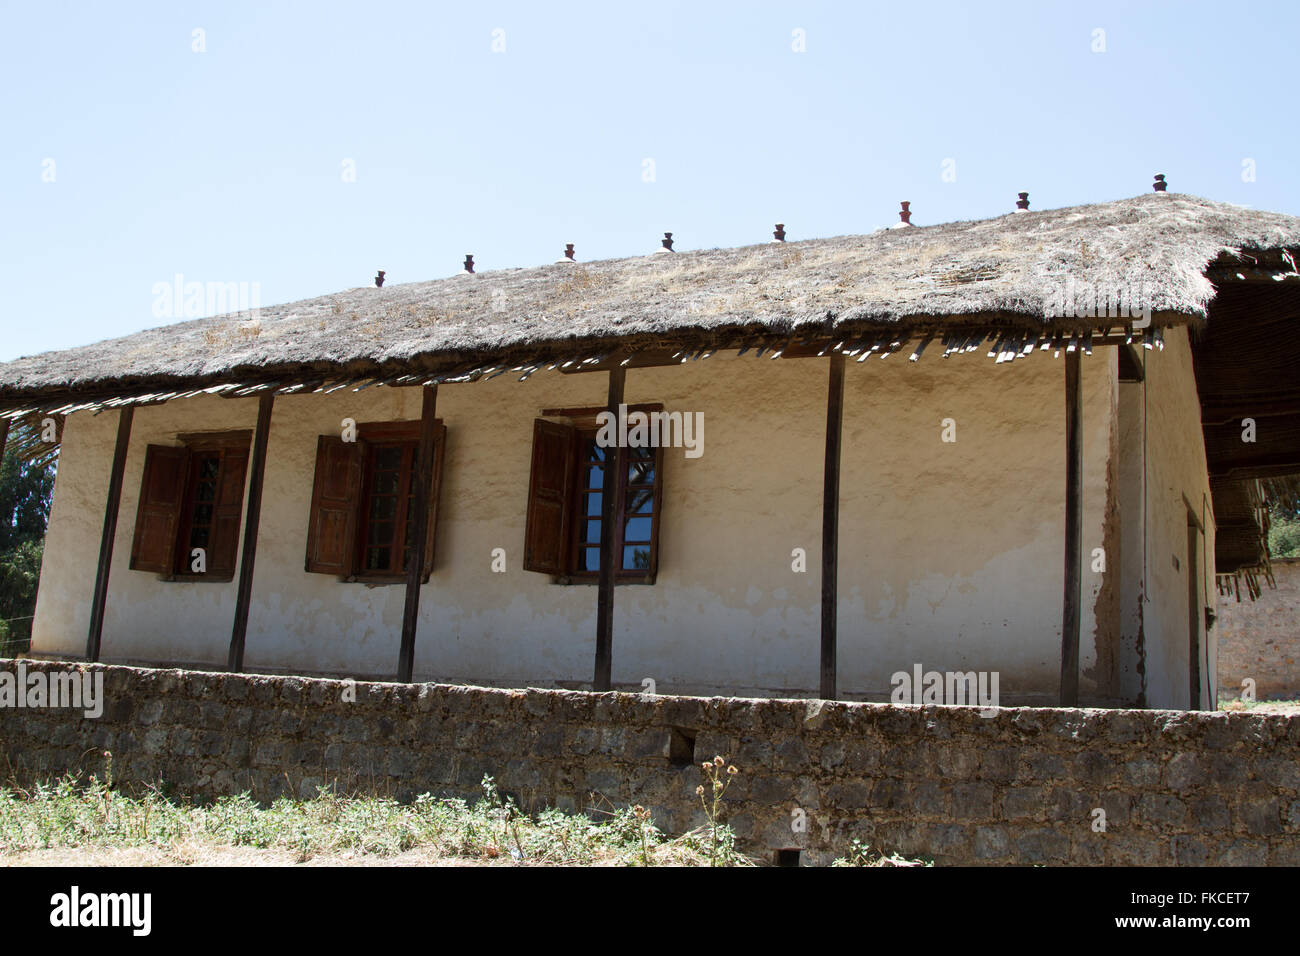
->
[3,190,1298,710]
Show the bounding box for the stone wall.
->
[1217,558,1300,701]
[1,661,1296,865]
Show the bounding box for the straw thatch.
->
[1,192,1298,407]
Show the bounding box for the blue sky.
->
[2,0,1296,362]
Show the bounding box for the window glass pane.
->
[582,519,602,546]
[370,496,396,521]
[584,463,603,490]
[368,522,393,546]
[628,443,654,460]
[581,547,601,572]
[199,457,220,479]
[588,442,606,463]
[192,504,213,525]
[365,547,391,571]
[623,545,651,571]
[626,488,654,515]
[375,473,399,495]
[628,460,654,485]
[196,482,216,502]
[624,516,652,543]
[375,446,402,470]
[585,492,603,517]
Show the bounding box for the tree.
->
[1269,510,1300,559]
[0,425,56,653]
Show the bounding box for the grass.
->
[831,839,933,867]
[0,770,755,867]
[0,756,929,867]
[1217,694,1300,713]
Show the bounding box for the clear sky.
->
[1,0,1296,362]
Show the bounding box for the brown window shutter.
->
[421,423,448,583]
[129,444,189,574]
[523,419,575,574]
[206,449,248,579]
[305,435,364,575]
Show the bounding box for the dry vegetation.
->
[0,770,760,867]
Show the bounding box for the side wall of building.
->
[33,348,1117,702]
[1128,327,1218,710]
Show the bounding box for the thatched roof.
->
[2,192,1298,408]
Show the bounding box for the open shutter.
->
[206,448,248,579]
[305,436,363,575]
[523,419,575,575]
[420,423,448,583]
[130,444,189,574]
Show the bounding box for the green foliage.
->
[0,431,55,552]
[0,428,55,653]
[0,766,748,866]
[1268,508,1300,558]
[832,839,931,867]
[0,540,44,654]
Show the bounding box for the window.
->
[304,420,446,582]
[523,408,664,583]
[129,432,251,581]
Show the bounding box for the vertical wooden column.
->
[86,406,134,661]
[820,354,846,700]
[1059,349,1083,706]
[228,393,275,672]
[594,366,626,692]
[397,385,438,682]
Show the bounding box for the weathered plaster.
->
[1135,327,1217,710]
[31,347,1187,703]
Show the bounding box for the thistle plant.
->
[629,805,658,866]
[695,755,738,867]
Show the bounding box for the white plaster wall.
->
[834,347,1114,704]
[1134,326,1216,710]
[33,395,265,666]
[1117,378,1147,703]
[33,349,1120,701]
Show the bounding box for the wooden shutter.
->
[206,449,248,579]
[305,436,364,575]
[523,419,575,575]
[420,423,448,583]
[129,444,189,574]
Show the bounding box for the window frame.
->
[131,430,252,583]
[532,404,665,586]
[172,446,235,580]
[563,424,662,584]
[352,430,420,582]
[303,419,446,585]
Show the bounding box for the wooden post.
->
[821,354,846,700]
[86,406,134,661]
[1059,349,1083,706]
[397,385,438,682]
[228,394,274,672]
[594,366,626,692]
